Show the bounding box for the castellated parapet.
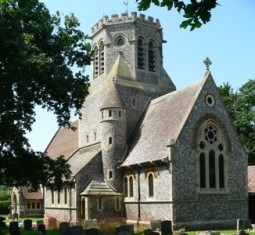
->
[91,12,161,35]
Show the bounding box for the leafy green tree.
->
[218,80,255,165]
[0,186,11,214]
[0,0,92,190]
[136,0,218,30]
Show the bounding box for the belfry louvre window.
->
[148,40,155,72]
[197,122,228,192]
[137,38,145,70]
[94,46,99,78]
[99,42,104,74]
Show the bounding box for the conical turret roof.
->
[100,83,125,110]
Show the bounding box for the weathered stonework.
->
[43,12,248,230]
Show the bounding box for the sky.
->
[26,0,255,152]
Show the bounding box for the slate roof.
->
[248,166,255,195]
[68,144,101,177]
[21,186,43,200]
[80,175,122,196]
[44,121,79,160]
[121,74,209,167]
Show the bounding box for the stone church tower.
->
[78,12,176,192]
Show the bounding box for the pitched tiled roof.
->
[80,175,122,196]
[248,166,255,194]
[44,121,79,160]
[21,186,43,200]
[68,144,101,176]
[121,74,209,167]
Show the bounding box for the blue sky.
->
[27,0,255,152]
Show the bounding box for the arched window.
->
[137,37,145,70]
[199,153,206,188]
[148,173,154,197]
[51,190,54,204]
[124,177,128,197]
[219,154,225,188]
[209,150,216,188]
[148,40,155,72]
[129,176,134,197]
[94,46,99,78]
[64,187,67,204]
[124,175,134,198]
[197,122,228,192]
[99,42,104,74]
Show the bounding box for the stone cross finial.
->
[203,57,212,71]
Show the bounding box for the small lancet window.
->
[148,173,154,197]
[148,40,156,72]
[129,176,134,198]
[124,177,128,197]
[137,37,145,70]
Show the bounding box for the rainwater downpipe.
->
[137,168,141,230]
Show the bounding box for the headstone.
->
[236,219,244,235]
[252,224,255,232]
[161,220,172,235]
[37,220,44,227]
[86,228,99,235]
[24,219,32,230]
[38,224,46,235]
[150,221,161,231]
[68,225,83,235]
[59,222,70,235]
[10,222,20,235]
[144,229,160,235]
[116,224,134,235]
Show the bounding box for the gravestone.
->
[10,221,20,235]
[59,222,70,235]
[150,221,161,231]
[68,225,83,235]
[161,220,172,235]
[38,224,46,235]
[116,224,134,235]
[144,229,160,235]
[24,219,32,230]
[86,228,99,235]
[37,220,44,227]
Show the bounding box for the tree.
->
[136,0,218,30]
[0,0,92,190]
[0,186,11,214]
[218,80,255,165]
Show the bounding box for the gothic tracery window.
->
[198,122,228,192]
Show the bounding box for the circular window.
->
[206,94,215,107]
[115,36,125,47]
[204,125,218,144]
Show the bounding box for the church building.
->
[43,12,249,230]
